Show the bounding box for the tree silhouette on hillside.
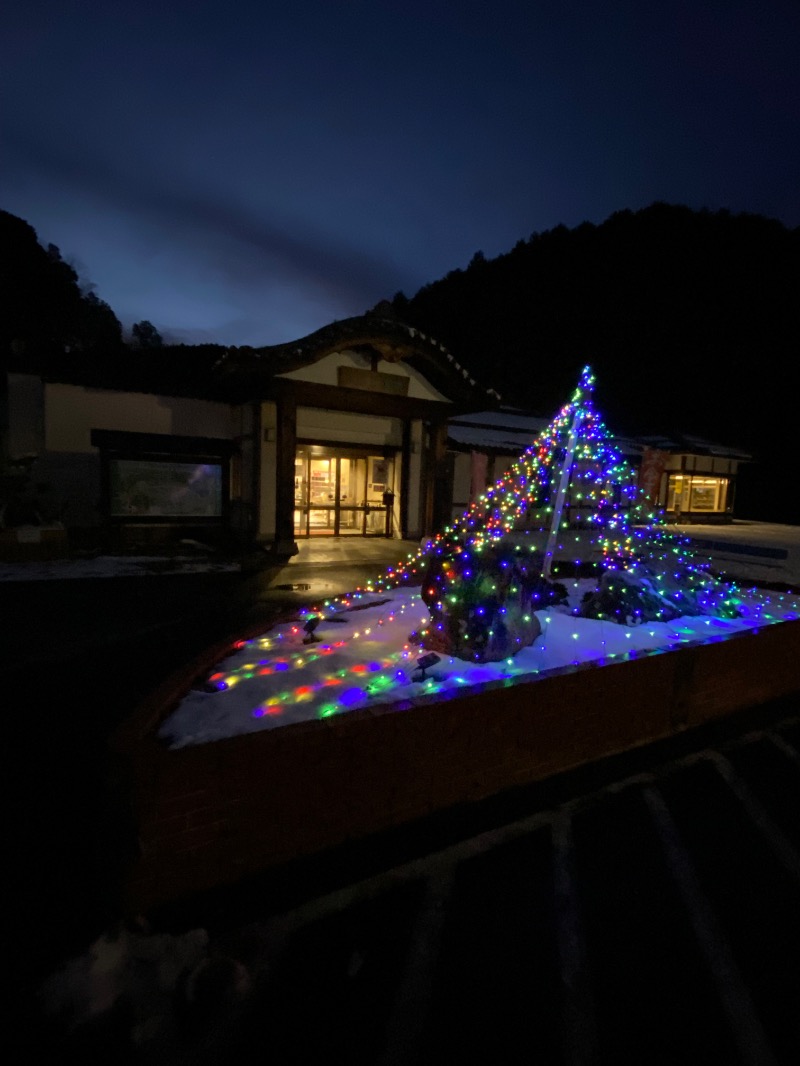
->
[0,210,123,372]
[390,202,799,523]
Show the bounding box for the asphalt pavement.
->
[11,539,422,986]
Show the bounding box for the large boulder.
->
[576,564,742,625]
[410,541,566,662]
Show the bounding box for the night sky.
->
[2,0,798,347]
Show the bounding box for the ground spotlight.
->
[302,616,321,644]
[413,651,441,681]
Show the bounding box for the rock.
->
[411,541,565,662]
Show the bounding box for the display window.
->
[667,474,729,514]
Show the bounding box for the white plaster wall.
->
[297,407,403,447]
[278,351,450,402]
[44,383,235,453]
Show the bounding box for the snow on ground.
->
[675,521,800,591]
[158,575,800,749]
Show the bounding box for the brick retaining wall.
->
[113,617,800,915]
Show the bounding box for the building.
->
[1,311,751,561]
[1,309,496,557]
[446,410,751,527]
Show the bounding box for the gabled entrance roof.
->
[215,304,500,408]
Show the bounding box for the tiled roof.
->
[447,408,643,459]
[215,308,499,406]
[636,433,752,460]
[447,408,751,462]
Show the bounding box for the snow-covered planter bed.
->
[113,582,800,915]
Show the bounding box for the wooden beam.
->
[269,378,454,420]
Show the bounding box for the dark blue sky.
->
[2,0,798,346]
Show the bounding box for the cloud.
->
[1,123,413,320]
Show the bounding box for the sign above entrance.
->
[338,366,410,396]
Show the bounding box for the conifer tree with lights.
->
[376,366,741,663]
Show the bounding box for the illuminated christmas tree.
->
[368,366,741,662]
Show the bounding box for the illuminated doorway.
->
[294,446,396,536]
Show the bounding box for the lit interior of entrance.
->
[294,447,395,536]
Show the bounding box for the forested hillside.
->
[390,202,799,522]
[0,209,123,368]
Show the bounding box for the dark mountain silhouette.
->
[0,209,227,397]
[390,202,799,523]
[0,209,123,371]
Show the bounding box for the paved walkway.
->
[12,538,424,990]
[246,535,422,600]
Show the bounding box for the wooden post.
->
[425,419,449,537]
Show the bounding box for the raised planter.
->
[112,613,800,915]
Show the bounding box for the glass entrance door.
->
[337,455,367,533]
[294,448,395,536]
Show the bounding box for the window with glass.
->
[667,474,729,513]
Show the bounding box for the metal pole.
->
[542,405,584,579]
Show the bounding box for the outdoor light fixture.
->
[302,617,321,644]
[413,651,441,681]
